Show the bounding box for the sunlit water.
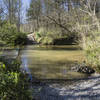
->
[2,45,100,100]
[20,45,88,79]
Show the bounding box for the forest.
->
[27,0,100,70]
[0,0,100,100]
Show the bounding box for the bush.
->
[35,27,78,45]
[84,31,100,71]
[42,37,53,45]
[35,28,54,44]
[0,22,27,45]
[0,58,32,100]
[0,22,16,43]
[75,10,100,71]
[14,32,27,45]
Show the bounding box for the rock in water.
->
[71,63,95,74]
[78,66,95,74]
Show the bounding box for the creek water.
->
[21,45,100,100]
[20,45,88,80]
[2,45,100,100]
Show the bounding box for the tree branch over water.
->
[46,15,72,34]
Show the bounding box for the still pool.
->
[21,45,88,79]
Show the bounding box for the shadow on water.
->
[22,45,82,51]
[21,53,33,81]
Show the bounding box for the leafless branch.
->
[46,15,72,33]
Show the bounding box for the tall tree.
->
[3,0,17,23]
[27,0,42,30]
[2,0,22,31]
[17,0,21,32]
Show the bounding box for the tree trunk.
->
[67,0,72,11]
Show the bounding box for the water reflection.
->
[21,45,87,79]
[21,54,32,81]
[62,68,67,75]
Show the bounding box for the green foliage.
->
[0,21,27,45]
[0,58,32,100]
[41,37,53,45]
[27,0,42,20]
[84,31,100,71]
[14,32,27,45]
[35,28,58,44]
[0,22,17,43]
[35,27,78,45]
[74,7,100,71]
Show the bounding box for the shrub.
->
[14,32,27,45]
[84,31,100,71]
[0,23,16,43]
[42,37,53,45]
[74,5,100,71]
[0,22,27,45]
[35,27,78,45]
[0,58,32,100]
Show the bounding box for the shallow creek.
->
[1,45,100,100]
[20,45,87,79]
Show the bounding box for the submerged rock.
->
[71,63,95,74]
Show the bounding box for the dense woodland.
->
[0,0,100,99]
[0,0,27,46]
[26,0,100,45]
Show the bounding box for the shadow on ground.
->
[31,74,100,100]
